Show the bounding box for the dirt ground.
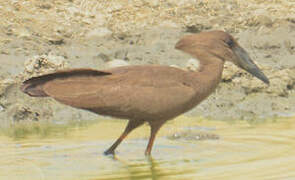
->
[0,0,295,127]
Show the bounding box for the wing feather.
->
[42,66,196,119]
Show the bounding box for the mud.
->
[0,0,295,127]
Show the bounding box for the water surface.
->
[1,116,295,180]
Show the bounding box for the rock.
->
[67,6,80,16]
[23,53,67,78]
[82,18,92,25]
[168,130,219,141]
[185,58,200,71]
[144,0,159,7]
[94,53,110,62]
[0,105,4,112]
[167,0,194,6]
[113,48,129,60]
[185,23,212,33]
[11,105,40,122]
[54,26,73,38]
[86,28,112,39]
[16,28,31,38]
[0,0,294,125]
[46,35,65,45]
[222,63,295,97]
[0,50,10,55]
[222,63,242,82]
[266,68,295,97]
[169,64,182,69]
[256,15,273,27]
[246,15,273,27]
[284,40,295,55]
[0,78,15,96]
[38,3,52,10]
[159,21,179,28]
[106,59,129,68]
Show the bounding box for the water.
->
[1,116,295,180]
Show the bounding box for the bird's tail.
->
[20,68,111,97]
[21,79,48,97]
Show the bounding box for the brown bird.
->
[21,31,269,155]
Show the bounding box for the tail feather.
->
[21,68,111,97]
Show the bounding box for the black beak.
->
[233,46,269,84]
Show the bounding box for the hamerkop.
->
[21,31,269,155]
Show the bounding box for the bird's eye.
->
[225,38,234,48]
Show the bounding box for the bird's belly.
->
[88,99,197,121]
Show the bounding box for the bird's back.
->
[26,65,198,121]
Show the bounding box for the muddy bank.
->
[0,0,295,127]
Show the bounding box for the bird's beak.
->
[233,46,270,84]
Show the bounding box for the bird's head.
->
[175,31,269,84]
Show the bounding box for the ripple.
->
[0,116,295,179]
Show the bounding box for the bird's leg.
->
[104,120,143,155]
[145,122,164,156]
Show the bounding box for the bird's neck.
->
[190,56,224,99]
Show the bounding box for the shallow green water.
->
[1,116,295,180]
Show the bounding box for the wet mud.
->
[0,0,295,126]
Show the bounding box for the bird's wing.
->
[21,68,111,97]
[42,66,196,117]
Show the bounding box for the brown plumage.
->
[21,31,269,155]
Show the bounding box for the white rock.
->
[17,28,31,38]
[169,64,181,68]
[185,58,201,71]
[0,105,4,112]
[167,0,194,6]
[106,59,129,68]
[160,20,179,28]
[86,28,112,38]
[67,6,80,16]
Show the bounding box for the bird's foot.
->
[104,149,115,156]
[144,150,151,157]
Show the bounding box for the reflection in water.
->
[112,157,196,180]
[1,116,295,180]
[99,154,198,180]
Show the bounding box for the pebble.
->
[0,105,4,112]
[86,28,112,39]
[186,58,201,72]
[23,53,67,77]
[106,59,129,68]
